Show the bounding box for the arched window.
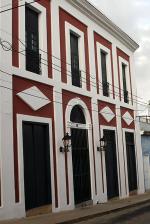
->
[70,105,86,124]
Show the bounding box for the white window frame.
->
[19,0,48,79]
[16,114,55,214]
[119,57,131,104]
[65,22,86,90]
[96,43,113,99]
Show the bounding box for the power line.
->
[0,0,40,14]
[0,27,143,101]
[0,67,147,121]
[0,0,23,10]
[0,37,146,107]
[0,69,146,112]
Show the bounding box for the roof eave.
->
[66,0,139,52]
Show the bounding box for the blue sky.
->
[90,0,150,110]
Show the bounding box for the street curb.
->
[57,198,150,224]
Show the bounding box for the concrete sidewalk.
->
[1,192,150,224]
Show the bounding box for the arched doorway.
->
[70,105,91,204]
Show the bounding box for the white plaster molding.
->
[16,115,55,214]
[96,42,113,98]
[67,121,92,130]
[19,0,48,77]
[122,111,133,126]
[17,86,51,111]
[119,57,131,104]
[100,106,115,123]
[65,22,86,90]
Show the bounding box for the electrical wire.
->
[0,67,147,123]
[0,0,23,10]
[0,27,143,101]
[0,0,40,14]
[0,37,146,107]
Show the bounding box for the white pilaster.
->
[116,107,128,198]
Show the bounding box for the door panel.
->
[104,130,119,199]
[23,122,52,211]
[71,129,91,204]
[125,132,137,192]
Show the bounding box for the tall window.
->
[122,63,129,103]
[101,50,109,97]
[70,32,81,87]
[25,6,41,74]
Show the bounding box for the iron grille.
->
[124,90,129,103]
[72,69,82,88]
[103,81,109,97]
[26,50,41,74]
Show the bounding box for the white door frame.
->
[16,114,55,215]
[100,125,121,200]
[122,128,137,196]
[65,98,95,209]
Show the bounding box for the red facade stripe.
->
[94,32,115,98]
[12,0,19,67]
[98,101,116,127]
[121,107,135,129]
[59,8,91,91]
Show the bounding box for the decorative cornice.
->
[66,0,139,52]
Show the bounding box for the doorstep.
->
[1,192,150,224]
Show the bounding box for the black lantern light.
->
[60,132,72,152]
[97,136,107,152]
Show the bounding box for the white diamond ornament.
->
[122,111,133,126]
[100,106,115,123]
[17,86,51,111]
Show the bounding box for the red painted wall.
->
[13,76,58,207]
[98,101,116,127]
[59,8,91,91]
[121,107,135,129]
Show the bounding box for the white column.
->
[51,0,69,211]
[116,107,128,198]
[0,74,17,220]
[0,0,12,71]
[135,118,145,194]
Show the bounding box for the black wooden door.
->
[23,122,51,211]
[71,128,91,204]
[125,132,137,192]
[104,130,119,199]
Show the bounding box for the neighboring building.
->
[139,116,150,190]
[0,0,144,220]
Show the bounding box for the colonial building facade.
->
[0,0,144,220]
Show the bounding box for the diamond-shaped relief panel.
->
[100,106,115,123]
[122,111,133,126]
[17,86,51,111]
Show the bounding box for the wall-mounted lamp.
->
[60,132,72,152]
[97,137,107,152]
